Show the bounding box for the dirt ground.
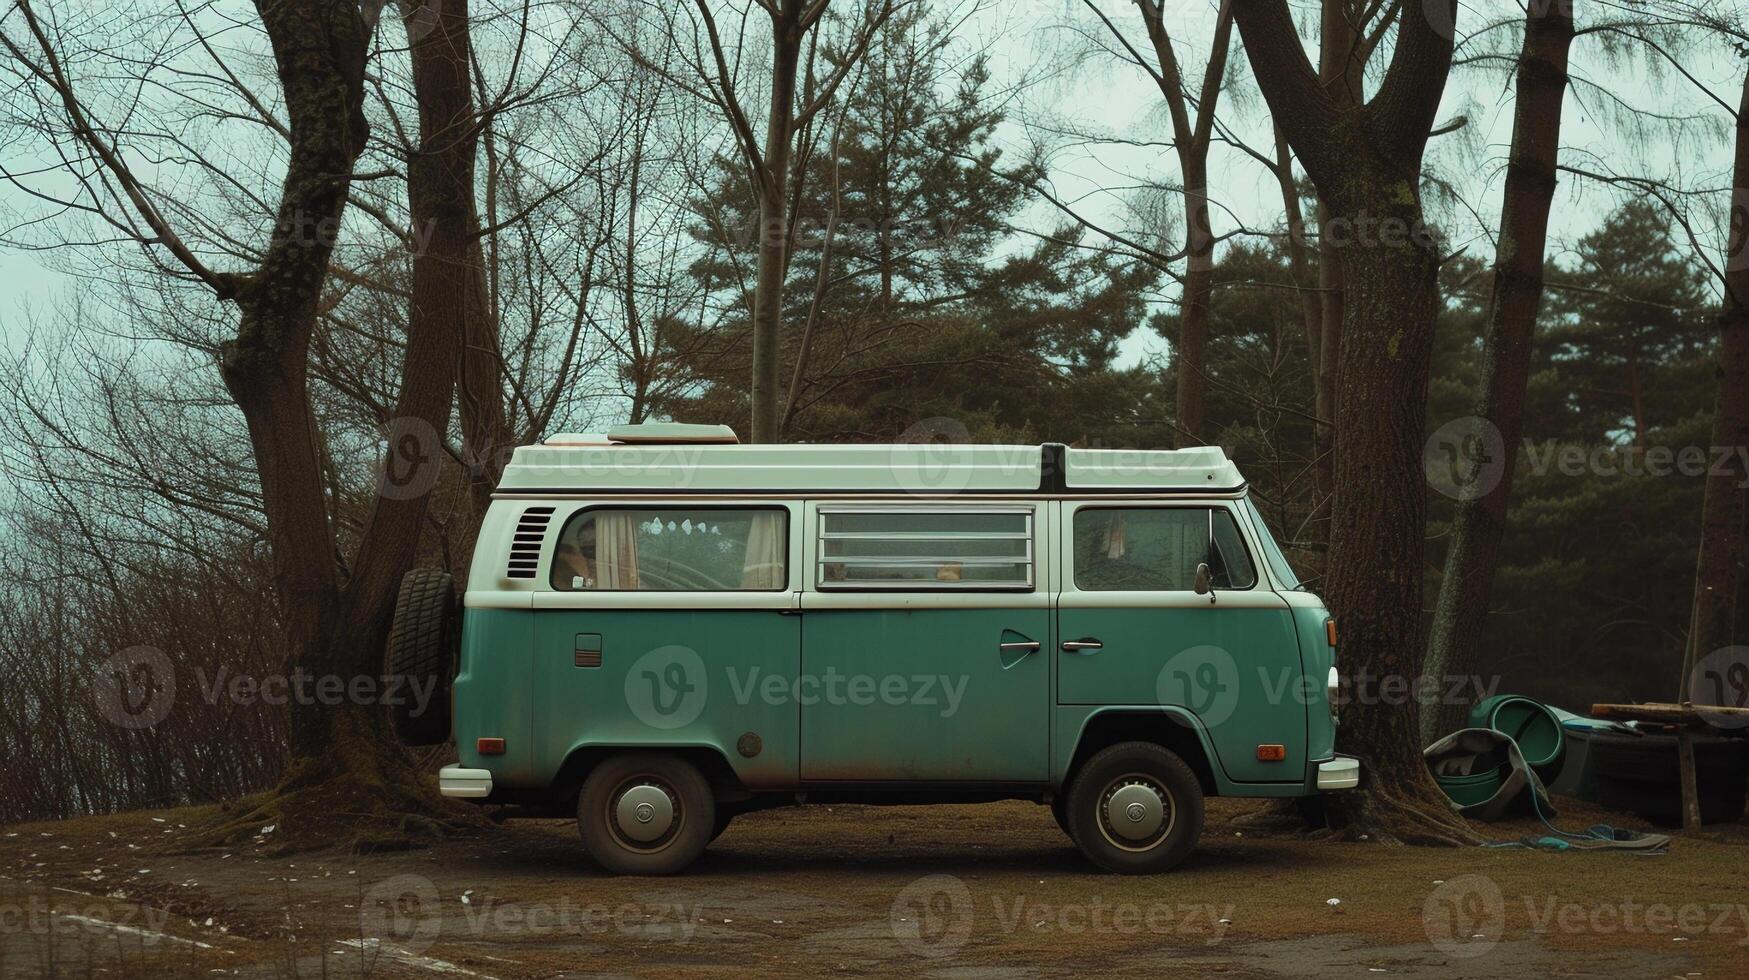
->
[1,795,1745,979]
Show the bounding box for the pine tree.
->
[653,10,1156,442]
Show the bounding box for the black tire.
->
[1065,742,1204,874]
[384,568,458,746]
[578,753,715,875]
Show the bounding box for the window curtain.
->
[740,512,786,589]
[594,512,642,589]
[1103,512,1127,559]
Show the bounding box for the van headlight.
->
[1326,666,1340,723]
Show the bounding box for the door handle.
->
[1061,639,1103,652]
[999,641,1042,654]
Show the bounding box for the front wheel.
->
[578,753,715,875]
[1065,742,1204,874]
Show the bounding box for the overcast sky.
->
[2,0,1742,373]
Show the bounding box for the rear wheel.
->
[1065,742,1203,874]
[578,753,715,875]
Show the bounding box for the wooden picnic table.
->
[1590,701,1749,831]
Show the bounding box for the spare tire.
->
[385,568,459,745]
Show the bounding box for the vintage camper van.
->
[386,423,1356,875]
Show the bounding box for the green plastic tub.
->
[1434,766,1507,807]
[1470,695,1566,778]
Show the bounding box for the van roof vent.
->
[506,505,555,579]
[543,423,739,447]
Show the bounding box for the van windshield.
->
[1241,497,1302,590]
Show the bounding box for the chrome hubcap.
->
[614,782,677,844]
[1098,775,1173,851]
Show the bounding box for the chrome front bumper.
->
[1316,755,1361,791]
[439,764,494,798]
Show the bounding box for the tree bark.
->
[1131,0,1232,449]
[1423,0,1575,745]
[748,0,805,444]
[1678,68,1749,695]
[1175,165,1214,446]
[1305,0,1364,513]
[401,0,498,521]
[209,0,469,844]
[1235,0,1479,844]
[214,0,375,728]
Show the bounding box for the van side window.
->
[1073,508,1257,592]
[817,507,1033,589]
[549,508,787,592]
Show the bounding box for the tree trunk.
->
[460,234,510,514]
[749,2,804,444]
[1175,162,1214,447]
[401,0,501,519]
[1235,0,1478,844]
[1423,0,1574,744]
[1312,200,1343,515]
[200,0,476,849]
[1678,68,1749,695]
[214,0,373,718]
[1305,2,1363,529]
[1131,0,1232,449]
[1321,193,1472,842]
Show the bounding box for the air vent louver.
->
[506,506,555,579]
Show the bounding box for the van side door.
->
[530,503,803,790]
[797,503,1052,783]
[1056,502,1307,784]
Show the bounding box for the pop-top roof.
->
[497,435,1244,495]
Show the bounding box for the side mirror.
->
[1193,562,1213,596]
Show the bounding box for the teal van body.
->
[431,429,1356,873]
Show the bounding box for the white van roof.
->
[497,435,1245,495]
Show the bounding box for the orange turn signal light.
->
[1325,618,1338,647]
[1257,744,1286,762]
[476,737,506,756]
